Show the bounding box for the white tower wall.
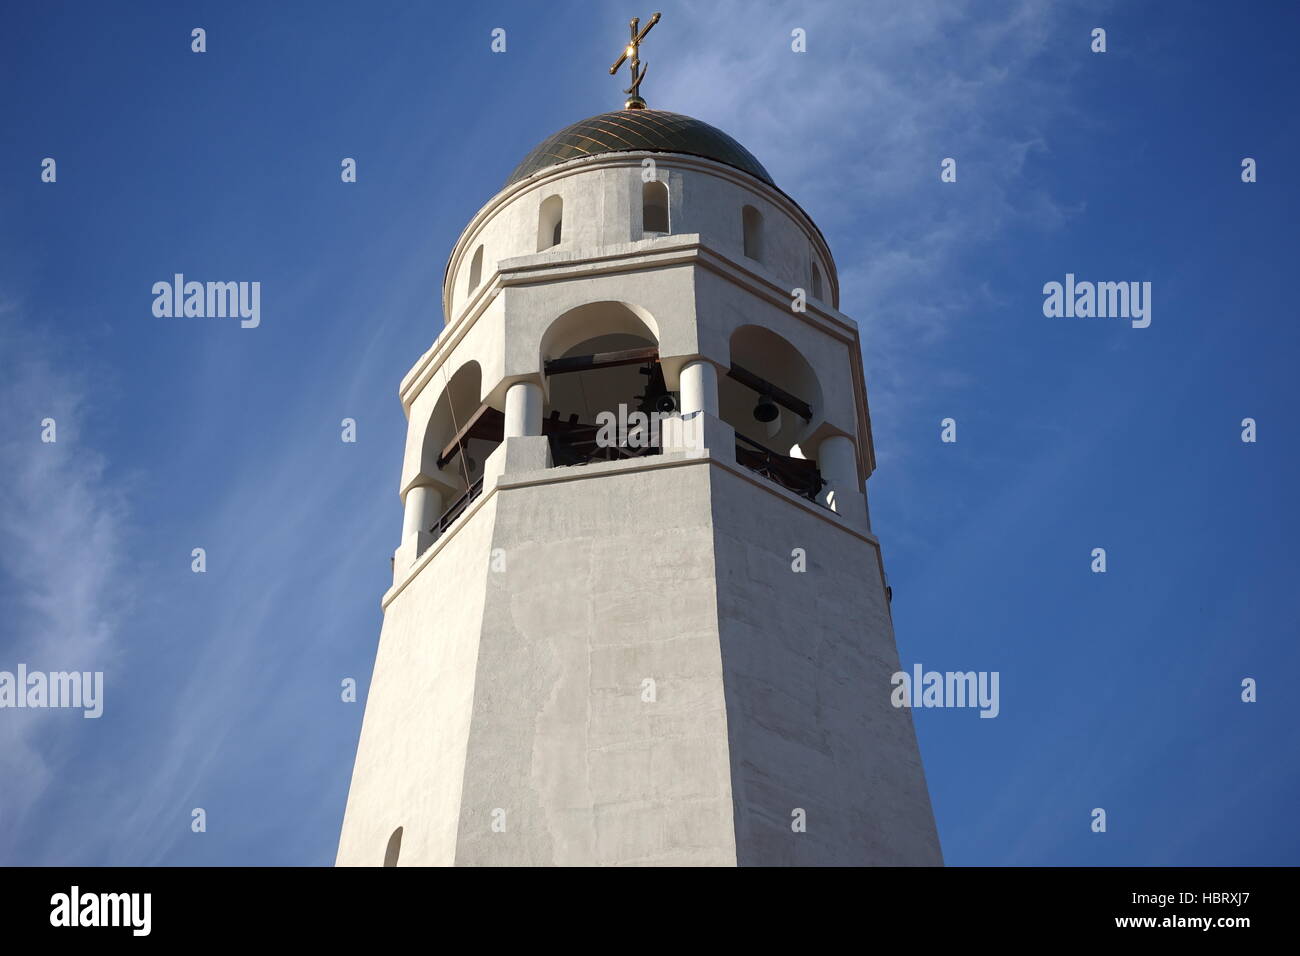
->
[337,147,941,866]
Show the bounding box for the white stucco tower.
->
[336,96,943,866]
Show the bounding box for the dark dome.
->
[506,110,774,188]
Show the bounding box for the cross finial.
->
[608,12,661,109]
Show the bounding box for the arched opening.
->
[467,245,484,295]
[540,302,662,467]
[418,361,499,539]
[742,205,763,261]
[810,261,823,301]
[642,180,669,236]
[721,325,825,502]
[538,195,563,251]
[384,826,403,867]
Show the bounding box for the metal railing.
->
[431,476,484,536]
[734,432,824,503]
[546,421,661,467]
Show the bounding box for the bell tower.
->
[336,23,942,866]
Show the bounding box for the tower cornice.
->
[380,450,888,614]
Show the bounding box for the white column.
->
[504,381,543,438]
[817,436,859,512]
[402,485,442,541]
[679,360,719,417]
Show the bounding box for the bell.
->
[753,394,779,423]
[654,392,678,414]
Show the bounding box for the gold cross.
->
[609,12,661,109]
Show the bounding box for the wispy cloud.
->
[93,372,398,865]
[0,304,134,861]
[34,270,411,866]
[656,0,1084,453]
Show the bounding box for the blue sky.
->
[1,0,1296,866]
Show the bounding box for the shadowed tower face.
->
[336,48,942,865]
